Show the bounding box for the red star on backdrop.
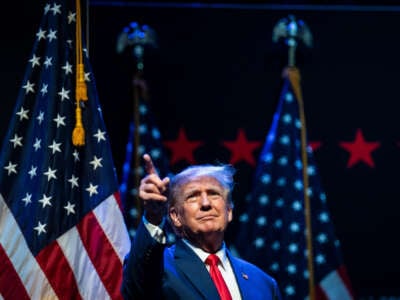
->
[339,128,381,168]
[309,141,322,152]
[222,128,262,166]
[163,127,204,165]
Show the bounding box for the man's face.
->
[169,176,232,237]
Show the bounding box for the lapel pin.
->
[242,273,249,280]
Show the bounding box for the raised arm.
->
[121,154,170,300]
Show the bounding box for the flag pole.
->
[273,15,315,299]
[132,66,142,226]
[116,23,157,226]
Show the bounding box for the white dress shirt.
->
[143,216,242,299]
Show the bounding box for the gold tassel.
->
[72,0,87,146]
[76,63,88,101]
[72,104,85,146]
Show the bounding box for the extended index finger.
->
[143,153,158,175]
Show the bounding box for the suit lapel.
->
[227,250,250,299]
[174,240,220,300]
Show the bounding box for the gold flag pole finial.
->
[72,0,88,146]
[272,14,313,67]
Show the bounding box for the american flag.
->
[119,77,175,242]
[234,67,354,299]
[0,1,130,299]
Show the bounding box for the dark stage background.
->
[2,1,400,299]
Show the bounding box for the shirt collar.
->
[182,239,229,270]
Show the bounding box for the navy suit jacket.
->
[121,221,282,300]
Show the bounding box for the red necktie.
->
[205,254,233,300]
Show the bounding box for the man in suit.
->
[121,153,282,299]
